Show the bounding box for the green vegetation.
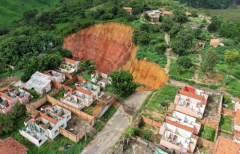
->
[223,95,234,110]
[169,59,195,79]
[110,70,139,97]
[222,75,240,93]
[184,53,200,63]
[0,0,64,29]
[219,115,233,132]
[105,85,114,93]
[141,130,153,141]
[79,59,97,72]
[199,125,216,142]
[81,74,91,80]
[84,107,93,116]
[100,106,117,123]
[0,114,93,154]
[122,126,140,138]
[95,122,104,132]
[197,6,240,23]
[147,85,178,111]
[54,90,65,100]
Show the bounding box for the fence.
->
[197,137,216,150]
[136,116,162,128]
[221,129,234,135]
[54,69,73,79]
[222,108,236,117]
[200,118,219,129]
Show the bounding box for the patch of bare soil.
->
[0,77,20,90]
[203,73,223,84]
[113,102,120,109]
[122,104,136,116]
[142,109,164,123]
[93,106,102,116]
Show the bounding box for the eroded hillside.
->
[64,22,134,74]
[64,22,169,90]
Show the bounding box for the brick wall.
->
[54,69,73,80]
[46,95,94,125]
[201,118,219,129]
[221,129,234,135]
[137,116,162,128]
[222,108,236,117]
[108,95,117,107]
[26,105,39,116]
[197,137,216,149]
[63,76,77,86]
[214,126,219,142]
[60,127,79,142]
[94,97,108,107]
[51,81,63,89]
[27,96,47,109]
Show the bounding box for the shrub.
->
[200,126,216,142]
[177,57,192,69]
[122,127,140,138]
[209,84,218,90]
[95,122,104,132]
[141,130,153,141]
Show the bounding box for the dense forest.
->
[179,0,240,9]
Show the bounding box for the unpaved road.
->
[80,91,151,154]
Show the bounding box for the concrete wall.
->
[160,139,187,153]
[175,105,202,118]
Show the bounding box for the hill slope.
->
[0,0,61,29]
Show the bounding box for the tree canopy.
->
[109,70,139,96]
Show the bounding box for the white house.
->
[76,77,100,97]
[19,105,71,147]
[61,86,94,110]
[24,71,52,95]
[91,71,112,88]
[43,70,65,83]
[60,58,79,74]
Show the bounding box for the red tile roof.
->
[191,134,198,140]
[62,57,77,64]
[235,110,240,126]
[214,136,240,154]
[75,86,92,95]
[163,11,172,15]
[178,89,202,100]
[0,137,28,154]
[0,92,12,101]
[164,118,193,132]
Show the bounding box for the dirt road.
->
[80,91,151,154]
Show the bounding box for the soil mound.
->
[63,22,134,74]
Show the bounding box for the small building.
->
[24,71,52,95]
[61,86,94,110]
[0,88,30,114]
[213,136,240,154]
[0,137,28,154]
[123,7,132,13]
[173,86,208,119]
[42,70,65,83]
[60,58,79,74]
[19,105,71,147]
[75,77,100,97]
[91,70,112,88]
[143,10,161,22]
[210,39,220,48]
[159,113,199,153]
[185,12,191,17]
[162,11,173,16]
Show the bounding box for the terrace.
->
[60,58,79,74]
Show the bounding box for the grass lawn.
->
[81,74,91,80]
[219,115,233,132]
[215,64,240,80]
[0,0,63,29]
[185,53,200,63]
[222,75,240,92]
[0,114,92,154]
[147,85,178,111]
[197,5,240,23]
[169,59,195,79]
[188,18,204,23]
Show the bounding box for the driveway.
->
[80,91,151,154]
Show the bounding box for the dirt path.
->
[80,91,151,154]
[164,56,171,74]
[140,14,144,23]
[163,32,171,74]
[194,69,199,80]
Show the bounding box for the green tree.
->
[79,59,97,72]
[109,70,139,96]
[168,25,181,38]
[160,17,174,32]
[173,9,188,23]
[0,56,7,74]
[132,29,150,45]
[154,43,166,55]
[200,48,220,77]
[144,13,150,21]
[201,126,215,142]
[12,102,26,118]
[132,4,143,15]
[0,113,15,133]
[177,57,192,69]
[224,49,240,84]
[171,40,185,55]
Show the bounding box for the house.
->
[213,136,240,154]
[24,71,52,95]
[159,113,199,153]
[0,137,28,154]
[42,70,65,83]
[123,7,132,13]
[61,86,94,110]
[20,105,71,147]
[75,77,100,97]
[210,39,220,48]
[0,88,30,114]
[60,58,79,74]
[143,10,161,22]
[91,70,112,88]
[162,11,173,16]
[185,12,191,17]
[173,86,208,119]
[234,109,240,143]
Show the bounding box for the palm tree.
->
[79,59,97,73]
